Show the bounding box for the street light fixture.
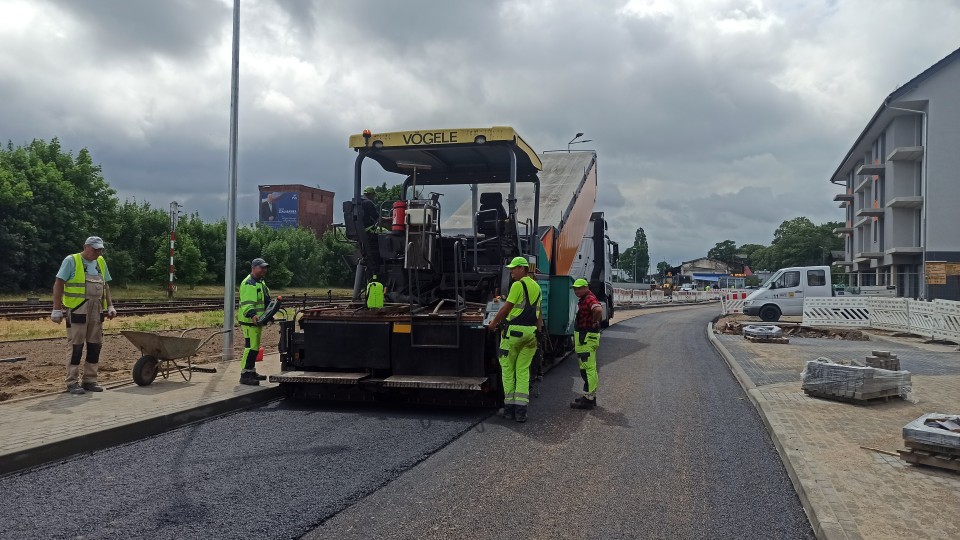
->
[567,132,593,152]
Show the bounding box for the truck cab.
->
[742,265,832,321]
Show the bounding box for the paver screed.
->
[712,331,960,540]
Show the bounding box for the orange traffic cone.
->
[256,346,264,362]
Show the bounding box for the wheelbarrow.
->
[122,328,229,386]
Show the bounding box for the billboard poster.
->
[259,191,298,227]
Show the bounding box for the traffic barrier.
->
[934,299,960,343]
[868,297,910,333]
[802,297,870,328]
[725,292,960,343]
[906,299,939,339]
[720,291,749,315]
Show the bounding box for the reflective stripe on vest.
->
[62,254,107,310]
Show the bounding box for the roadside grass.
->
[0,284,353,303]
[0,311,228,341]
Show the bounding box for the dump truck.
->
[273,127,617,405]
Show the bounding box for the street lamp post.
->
[567,132,593,152]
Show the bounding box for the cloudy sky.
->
[2,0,958,265]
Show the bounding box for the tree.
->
[708,240,737,265]
[151,231,207,287]
[634,228,649,278]
[656,261,672,275]
[0,139,118,291]
[618,228,650,281]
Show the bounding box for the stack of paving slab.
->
[801,357,911,402]
[865,350,900,371]
[899,413,960,472]
[741,324,788,344]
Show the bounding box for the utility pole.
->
[168,201,181,300]
[222,0,240,361]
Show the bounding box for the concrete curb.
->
[1,386,282,477]
[707,323,836,540]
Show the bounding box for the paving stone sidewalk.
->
[0,354,281,476]
[712,329,960,540]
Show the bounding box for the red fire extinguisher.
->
[255,346,264,362]
[392,200,407,232]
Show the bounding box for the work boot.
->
[498,404,515,420]
[67,383,85,395]
[254,373,267,381]
[81,382,104,392]
[514,406,528,423]
[239,372,260,386]
[570,396,596,410]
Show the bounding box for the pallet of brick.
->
[801,357,911,402]
[865,350,901,371]
[902,413,960,451]
[900,414,960,471]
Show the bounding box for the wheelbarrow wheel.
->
[133,355,160,386]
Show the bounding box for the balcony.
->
[886,196,923,208]
[856,208,884,218]
[886,146,924,162]
[833,193,854,202]
[854,177,871,193]
[854,216,872,228]
[855,251,884,259]
[833,225,853,235]
[856,163,885,176]
[833,260,855,267]
[884,246,923,255]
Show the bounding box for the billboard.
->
[259,191,298,227]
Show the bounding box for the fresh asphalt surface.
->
[2,305,813,540]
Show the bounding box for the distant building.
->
[258,184,335,236]
[830,47,960,300]
[681,257,734,288]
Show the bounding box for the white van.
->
[742,266,832,322]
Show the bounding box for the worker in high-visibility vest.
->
[51,236,118,395]
[366,275,384,309]
[237,258,271,386]
[486,256,543,423]
[571,278,603,409]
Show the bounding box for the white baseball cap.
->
[84,236,105,249]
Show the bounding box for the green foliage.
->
[150,231,207,287]
[0,138,117,292]
[656,261,672,275]
[707,239,737,264]
[619,227,650,281]
[316,229,356,287]
[0,138,362,293]
[722,218,845,272]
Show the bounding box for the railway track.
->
[0,294,352,320]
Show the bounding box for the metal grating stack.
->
[801,357,911,402]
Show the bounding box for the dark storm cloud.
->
[3,0,959,264]
[44,0,228,59]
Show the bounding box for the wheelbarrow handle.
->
[195,328,232,350]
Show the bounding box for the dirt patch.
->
[714,314,868,340]
[0,326,280,402]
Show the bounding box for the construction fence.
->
[802,297,960,343]
[613,288,722,307]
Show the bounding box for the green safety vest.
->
[366,280,384,308]
[238,274,270,325]
[62,254,108,310]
